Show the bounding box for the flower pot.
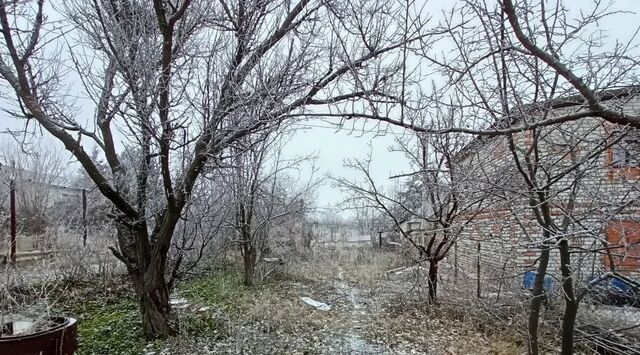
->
[0,316,77,355]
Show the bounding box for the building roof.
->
[454,85,640,162]
[0,163,81,191]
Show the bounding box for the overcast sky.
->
[281,120,413,214]
[1,0,640,217]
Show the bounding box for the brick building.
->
[448,87,640,291]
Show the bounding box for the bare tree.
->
[316,209,345,244]
[495,119,640,354]
[167,168,233,290]
[340,0,640,136]
[438,3,640,354]
[352,204,386,246]
[0,139,69,235]
[222,127,317,287]
[337,119,485,302]
[0,0,421,338]
[452,116,640,355]
[345,1,640,352]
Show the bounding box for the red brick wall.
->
[605,221,640,275]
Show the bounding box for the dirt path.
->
[159,250,509,354]
[332,267,387,354]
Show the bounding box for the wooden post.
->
[476,241,481,299]
[9,179,16,266]
[454,240,458,284]
[378,229,382,250]
[82,188,87,246]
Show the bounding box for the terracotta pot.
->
[0,317,77,355]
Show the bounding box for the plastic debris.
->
[300,296,331,311]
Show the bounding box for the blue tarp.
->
[522,271,554,291]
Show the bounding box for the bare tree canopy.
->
[0,0,426,338]
[320,0,640,135]
[0,0,638,353]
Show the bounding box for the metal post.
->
[82,188,87,246]
[9,179,16,266]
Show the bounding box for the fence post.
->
[82,188,87,246]
[476,241,481,299]
[378,229,382,250]
[10,179,16,266]
[454,240,458,284]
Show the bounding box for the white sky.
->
[1,0,639,217]
[282,120,413,211]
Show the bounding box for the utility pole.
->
[9,179,16,266]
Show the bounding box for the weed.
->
[76,299,146,355]
[178,267,249,313]
[179,312,227,339]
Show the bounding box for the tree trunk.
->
[559,238,578,355]
[561,301,578,355]
[134,275,176,339]
[528,243,551,355]
[243,243,258,287]
[428,261,438,303]
[116,224,177,340]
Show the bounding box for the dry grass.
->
[374,307,526,354]
[281,247,405,284]
[10,241,634,354]
[245,287,335,333]
[267,246,531,354]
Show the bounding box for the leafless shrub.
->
[49,227,123,283]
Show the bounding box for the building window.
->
[611,128,640,168]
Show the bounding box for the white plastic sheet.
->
[300,296,331,311]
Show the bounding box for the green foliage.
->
[49,269,247,353]
[179,312,226,339]
[76,299,146,355]
[178,268,249,313]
